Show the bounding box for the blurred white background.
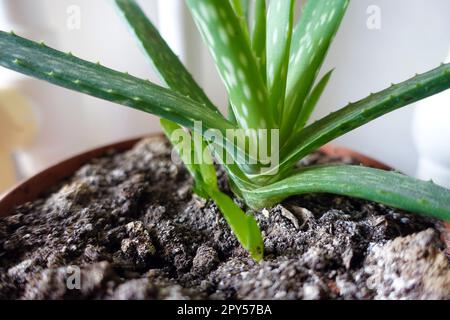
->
[0,0,449,190]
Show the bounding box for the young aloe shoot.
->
[0,0,449,262]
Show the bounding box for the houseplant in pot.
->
[0,0,449,299]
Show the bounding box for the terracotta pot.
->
[0,136,141,218]
[0,136,448,248]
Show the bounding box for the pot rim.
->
[0,135,391,217]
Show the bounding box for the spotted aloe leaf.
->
[114,0,253,180]
[115,0,263,260]
[0,31,234,137]
[251,0,267,81]
[160,119,218,200]
[281,0,349,139]
[294,69,334,131]
[115,0,220,182]
[186,0,272,130]
[163,118,263,261]
[114,0,215,178]
[278,63,450,177]
[115,0,218,112]
[2,0,450,264]
[231,0,250,17]
[230,0,250,35]
[266,0,295,122]
[160,119,201,181]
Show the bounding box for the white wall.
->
[1,0,449,179]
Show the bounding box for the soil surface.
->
[0,137,449,300]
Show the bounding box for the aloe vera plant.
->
[1,0,449,261]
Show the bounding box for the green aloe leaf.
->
[282,0,349,139]
[0,30,249,178]
[209,189,264,261]
[0,31,233,135]
[243,165,450,222]
[279,63,450,177]
[186,0,272,130]
[231,0,250,34]
[251,0,266,81]
[266,0,295,122]
[194,133,218,188]
[115,0,219,188]
[227,103,237,124]
[115,0,218,112]
[0,29,263,261]
[160,119,201,179]
[233,0,250,18]
[294,69,334,131]
[114,1,263,261]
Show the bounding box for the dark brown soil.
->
[0,137,448,300]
